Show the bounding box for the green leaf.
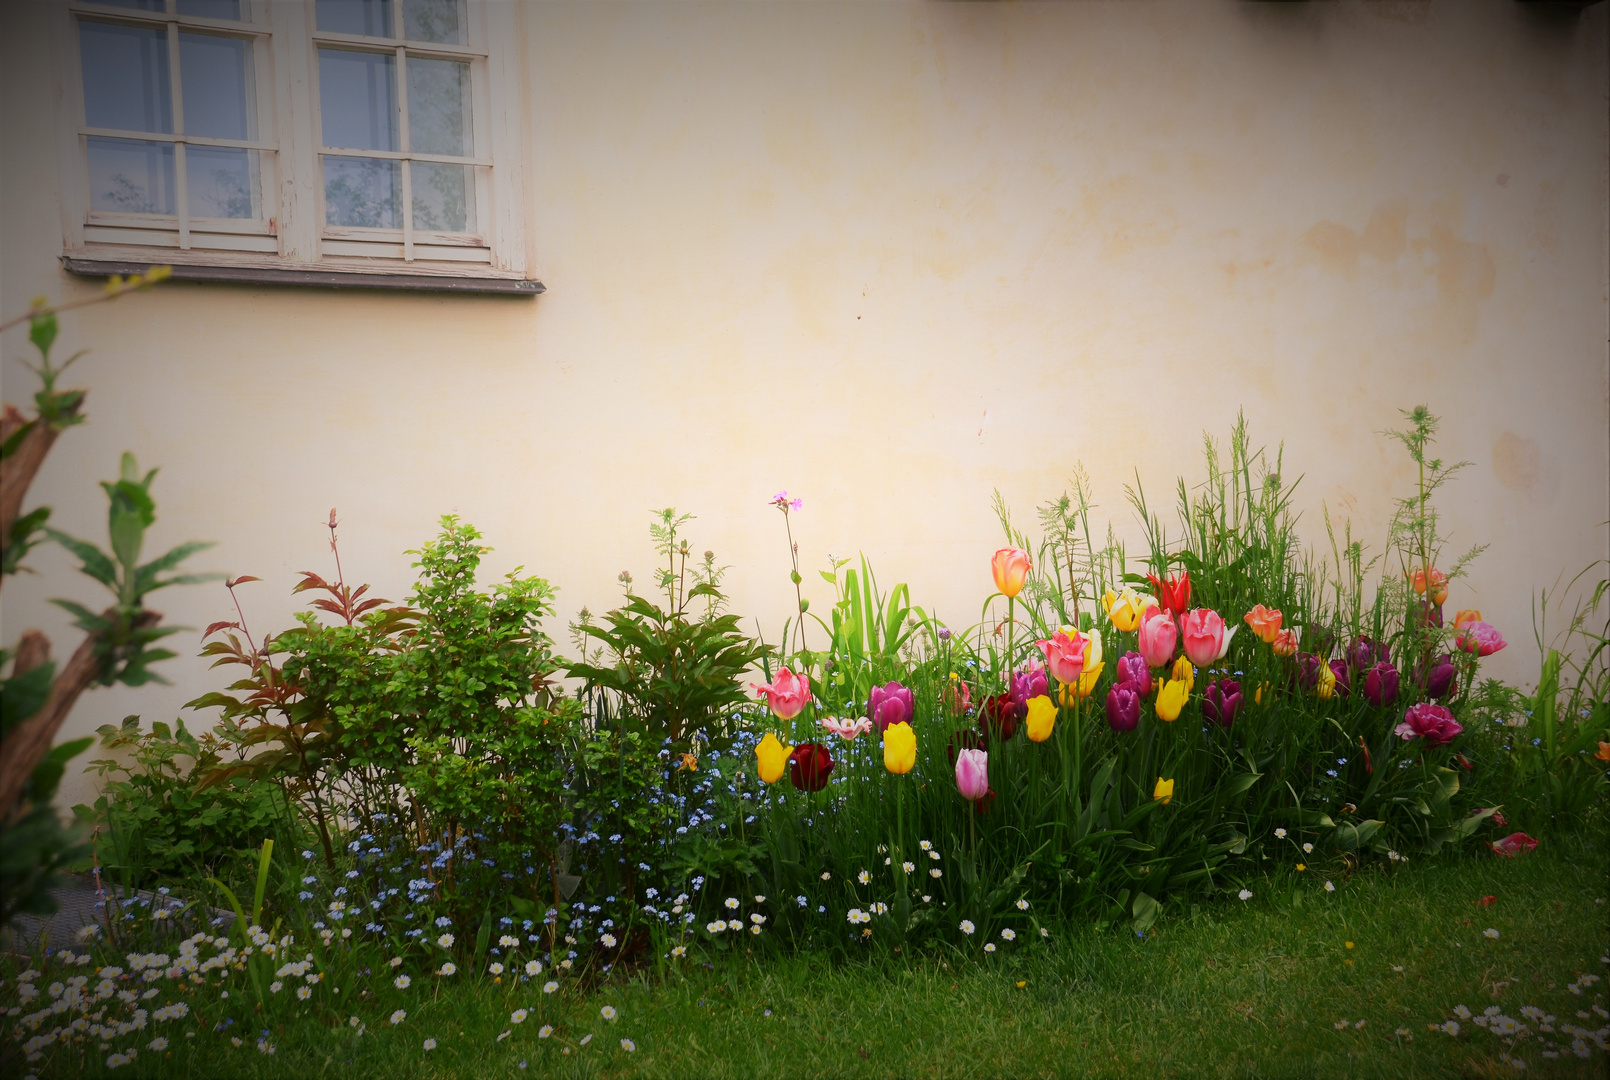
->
[0,660,55,737]
[0,418,37,461]
[29,312,58,360]
[1131,891,1161,933]
[45,528,118,589]
[27,736,94,804]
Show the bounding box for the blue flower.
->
[435,916,452,928]
[298,891,314,902]
[302,875,317,885]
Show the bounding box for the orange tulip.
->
[1409,567,1449,606]
[1596,741,1610,763]
[1452,609,1482,630]
[992,548,1032,599]
[1271,628,1299,658]
[1243,604,1283,645]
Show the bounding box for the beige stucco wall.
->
[3,0,1607,812]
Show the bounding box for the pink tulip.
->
[751,667,811,720]
[1490,832,1537,858]
[819,716,873,742]
[1137,607,1177,669]
[1180,609,1229,668]
[867,681,915,733]
[1455,621,1507,657]
[955,748,989,802]
[1034,631,1087,685]
[1394,702,1463,747]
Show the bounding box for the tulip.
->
[1415,654,1458,699]
[1024,695,1056,742]
[1409,566,1449,606]
[942,674,972,715]
[1297,654,1324,691]
[1489,832,1538,858]
[1181,609,1230,668]
[788,742,835,792]
[1455,621,1507,657]
[751,668,811,720]
[954,748,989,801]
[1363,661,1400,707]
[1146,571,1191,618]
[1346,635,1389,673]
[1011,665,1048,709]
[1597,741,1610,763]
[867,681,915,732]
[1327,659,1351,699]
[1394,702,1463,747]
[1170,655,1195,693]
[819,716,873,742]
[944,726,987,767]
[981,693,1022,742]
[1202,679,1241,727]
[883,721,916,774]
[1271,627,1299,658]
[1155,678,1188,721]
[1103,587,1152,633]
[1138,608,1177,668]
[971,787,998,814]
[991,547,1032,599]
[1105,684,1141,732]
[1114,650,1150,692]
[1254,681,1271,705]
[1057,660,1106,704]
[1452,609,1482,630]
[1034,630,1087,686]
[1081,627,1104,672]
[1314,662,1337,701]
[1153,777,1175,805]
[755,732,791,783]
[1243,604,1283,644]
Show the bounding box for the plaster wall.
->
[2,0,1607,812]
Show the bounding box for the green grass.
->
[16,837,1610,1079]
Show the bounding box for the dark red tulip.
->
[1415,654,1458,699]
[1105,684,1141,733]
[1202,679,1242,728]
[787,742,835,792]
[981,693,1021,742]
[1347,636,1389,673]
[970,786,997,815]
[1297,654,1324,691]
[1364,661,1400,707]
[944,727,987,767]
[1328,659,1351,699]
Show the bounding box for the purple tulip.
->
[1364,661,1400,707]
[1328,659,1351,699]
[1105,684,1141,733]
[1297,654,1324,691]
[867,681,914,732]
[1415,654,1458,700]
[1201,679,1242,728]
[1011,665,1048,710]
[1347,635,1389,673]
[1115,650,1150,692]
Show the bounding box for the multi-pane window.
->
[57,0,531,287]
[312,0,488,261]
[74,0,275,253]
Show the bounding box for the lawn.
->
[19,833,1607,1080]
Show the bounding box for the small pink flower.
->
[1455,621,1507,657]
[752,668,811,720]
[819,716,873,742]
[1394,702,1463,747]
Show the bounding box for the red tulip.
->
[1489,832,1537,858]
[787,742,835,792]
[1146,570,1191,618]
[981,693,1021,742]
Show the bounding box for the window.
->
[55,0,538,293]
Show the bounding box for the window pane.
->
[402,0,463,44]
[316,0,393,37]
[80,21,172,134]
[319,49,397,151]
[180,33,255,140]
[411,161,472,233]
[324,155,400,227]
[94,0,166,11]
[177,0,245,19]
[406,57,470,156]
[87,136,176,214]
[188,145,257,218]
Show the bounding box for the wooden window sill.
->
[62,256,544,296]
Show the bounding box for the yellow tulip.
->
[1254,681,1271,706]
[1170,655,1195,693]
[755,732,791,783]
[1068,660,1105,701]
[883,721,916,775]
[1155,678,1188,722]
[1058,625,1103,674]
[1104,587,1152,633]
[1154,777,1175,804]
[1025,695,1056,742]
[1315,663,1336,701]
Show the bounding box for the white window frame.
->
[52,0,537,293]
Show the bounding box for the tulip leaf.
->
[1329,818,1384,851]
[1131,891,1161,933]
[1222,772,1262,798]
